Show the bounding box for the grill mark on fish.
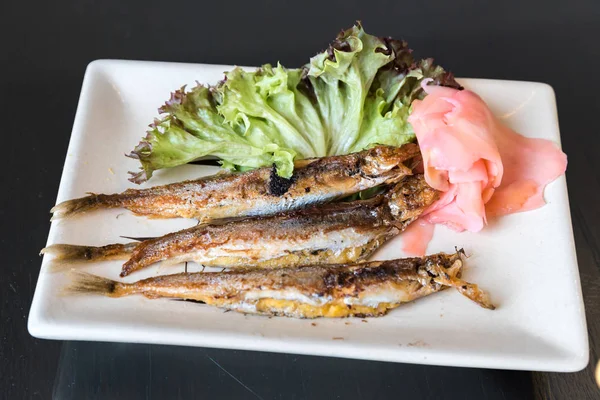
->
[64,251,495,318]
[50,144,420,221]
[43,175,438,277]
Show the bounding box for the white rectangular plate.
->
[29,60,588,371]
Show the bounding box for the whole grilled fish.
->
[66,251,495,318]
[43,175,438,277]
[51,144,419,221]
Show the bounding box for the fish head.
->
[359,144,420,178]
[385,175,439,229]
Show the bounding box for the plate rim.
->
[28,59,589,372]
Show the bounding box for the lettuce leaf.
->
[128,23,460,183]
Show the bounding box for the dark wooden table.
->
[2,1,599,399]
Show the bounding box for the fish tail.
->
[64,271,127,297]
[41,243,137,270]
[50,193,117,220]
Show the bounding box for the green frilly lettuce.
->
[128,23,461,183]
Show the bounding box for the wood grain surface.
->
[1,0,599,399]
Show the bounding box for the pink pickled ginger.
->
[402,83,567,255]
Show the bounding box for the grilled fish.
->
[66,251,495,318]
[42,175,438,277]
[51,144,419,221]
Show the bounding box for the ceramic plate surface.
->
[28,60,588,371]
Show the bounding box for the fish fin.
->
[63,271,122,296]
[194,216,251,226]
[433,260,495,310]
[172,299,206,304]
[50,194,106,220]
[41,243,137,266]
[120,236,156,242]
[41,244,95,261]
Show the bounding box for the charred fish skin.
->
[66,251,495,318]
[50,144,419,221]
[42,175,439,277]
